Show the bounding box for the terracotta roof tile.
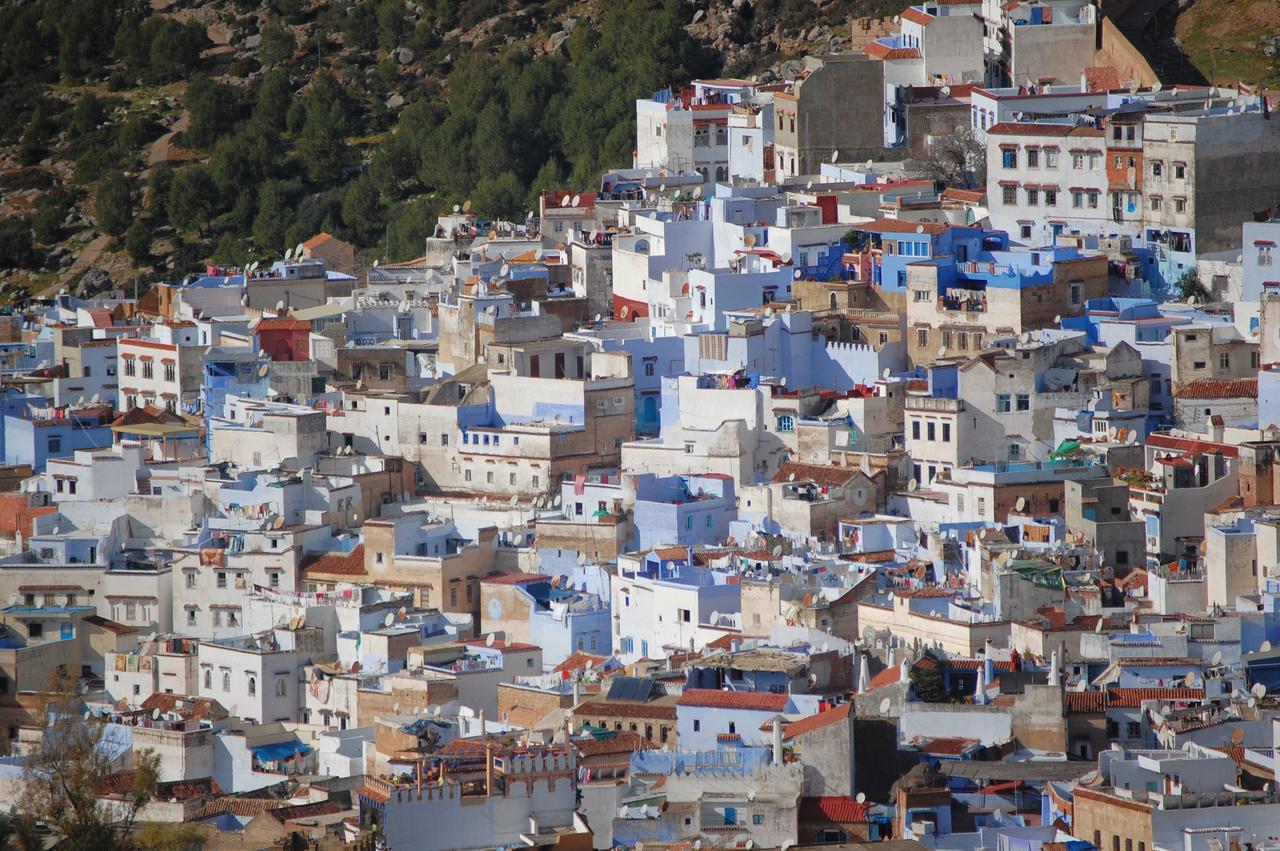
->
[268,800,345,824]
[1107,687,1204,707]
[799,796,870,823]
[900,7,935,25]
[302,545,366,579]
[778,702,851,740]
[574,700,677,720]
[573,731,655,757]
[914,736,980,756]
[987,122,1105,137]
[1064,691,1106,713]
[867,666,904,691]
[1173,378,1257,399]
[676,688,789,712]
[771,461,863,488]
[554,651,608,674]
[480,572,550,585]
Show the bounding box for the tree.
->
[95,173,134,237]
[909,661,946,703]
[16,679,160,850]
[914,124,986,189]
[68,93,105,139]
[252,180,293,252]
[184,75,239,150]
[342,1,378,51]
[0,219,37,269]
[341,172,383,245]
[123,220,150,265]
[472,171,525,220]
[258,17,295,66]
[1178,269,1211,303]
[166,165,216,232]
[297,104,347,183]
[33,192,72,245]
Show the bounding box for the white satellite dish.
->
[882,367,892,379]
[1108,427,1118,441]
[941,85,952,98]
[453,204,461,214]
[560,195,571,208]
[284,247,293,260]
[152,708,161,720]
[771,544,783,557]
[392,702,400,713]
[1015,497,1027,512]
[463,199,472,213]
[1054,315,1062,325]
[1262,641,1273,653]
[831,149,840,163]
[384,612,395,627]
[571,195,581,207]
[500,264,510,277]
[1126,430,1138,445]
[908,479,918,492]
[1183,672,1196,688]
[485,632,496,647]
[856,792,866,804]
[294,242,305,258]
[915,224,924,234]
[879,697,891,714]
[1252,682,1266,698]
[937,345,947,357]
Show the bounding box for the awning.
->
[1050,439,1081,459]
[252,741,310,762]
[1043,367,1077,390]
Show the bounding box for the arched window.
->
[728,722,737,734]
[276,677,287,697]
[248,677,256,696]
[203,669,212,689]
[222,672,230,691]
[776,415,795,433]
[715,166,727,182]
[830,292,839,310]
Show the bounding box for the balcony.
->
[905,396,965,413]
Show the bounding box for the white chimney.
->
[1049,648,1061,687]
[857,653,870,692]
[772,719,784,766]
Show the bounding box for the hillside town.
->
[3,3,1280,850]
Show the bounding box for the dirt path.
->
[40,233,112,297]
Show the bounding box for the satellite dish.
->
[500,264,510,277]
[486,632,496,647]
[1127,430,1138,445]
[879,697,891,714]
[744,234,757,249]
[941,85,952,98]
[453,204,461,214]
[508,494,518,506]
[1184,672,1196,688]
[571,195,581,207]
[1015,497,1027,512]
[1095,619,1105,633]
[273,515,285,530]
[1108,427,1118,441]
[937,345,947,357]
[1212,650,1224,665]
[908,479,918,492]
[771,544,783,557]
[831,149,840,163]
[1232,727,1246,744]
[294,243,305,258]
[882,368,892,379]
[392,702,400,714]
[1054,315,1062,325]
[152,708,161,720]
[384,613,395,627]
[560,195,571,208]
[915,224,924,234]
[856,792,866,804]
[284,247,293,260]
[463,199,472,213]
[1153,81,1163,92]
[258,363,270,378]
[1252,682,1267,698]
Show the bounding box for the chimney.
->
[1049,648,1061,687]
[572,678,580,707]
[772,719,784,766]
[857,653,870,693]
[477,708,485,735]
[974,665,988,705]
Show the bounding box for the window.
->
[1149,195,1162,211]
[47,436,61,454]
[912,420,921,440]
[1016,393,1030,411]
[142,360,153,379]
[1070,282,1083,305]
[1026,188,1039,206]
[1260,245,1274,267]
[977,497,986,516]
[248,677,256,695]
[464,469,471,482]
[204,669,212,689]
[1219,352,1230,370]
[1044,149,1058,167]
[776,415,795,432]
[269,572,280,588]
[1026,148,1039,168]
[926,421,935,441]
[644,361,655,376]
[1151,160,1163,177]
[941,423,951,442]
[222,672,231,691]
[1174,197,1186,213]
[1020,224,1032,240]
[1001,148,1016,168]
[1126,721,1141,738]
[124,358,136,376]
[1087,191,1099,209]
[163,362,175,382]
[1173,162,1186,179]
[1113,155,1122,170]
[996,394,1011,413]
[914,289,932,302]
[1072,153,1084,169]
[1002,185,1017,205]
[1072,191,1083,208]
[916,328,928,348]
[276,678,287,696]
[216,572,226,589]
[693,719,701,732]
[187,609,197,627]
[1045,190,1056,206]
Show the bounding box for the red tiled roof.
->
[916,736,980,756]
[854,217,949,235]
[573,731,655,757]
[1064,691,1106,713]
[460,638,540,652]
[799,796,870,823]
[676,688,789,712]
[864,42,922,60]
[1173,378,1257,399]
[102,772,221,800]
[302,545,366,579]
[867,666,904,691]
[776,702,851,740]
[1107,687,1204,707]
[900,7,935,24]
[653,546,691,561]
[481,572,550,585]
[574,700,676,720]
[554,651,608,674]
[987,122,1105,137]
[268,800,345,824]
[772,461,864,488]
[141,693,225,721]
[942,188,985,203]
[83,614,138,635]
[1146,433,1238,459]
[255,318,310,331]
[301,232,339,249]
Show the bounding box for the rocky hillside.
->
[0,0,917,305]
[1170,0,1280,88]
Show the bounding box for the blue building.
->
[201,347,273,453]
[845,220,1005,291]
[631,473,735,551]
[4,409,113,472]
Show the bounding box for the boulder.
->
[548,30,571,54]
[394,46,415,64]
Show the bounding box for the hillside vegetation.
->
[0,0,911,303]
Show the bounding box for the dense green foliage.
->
[0,0,736,282]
